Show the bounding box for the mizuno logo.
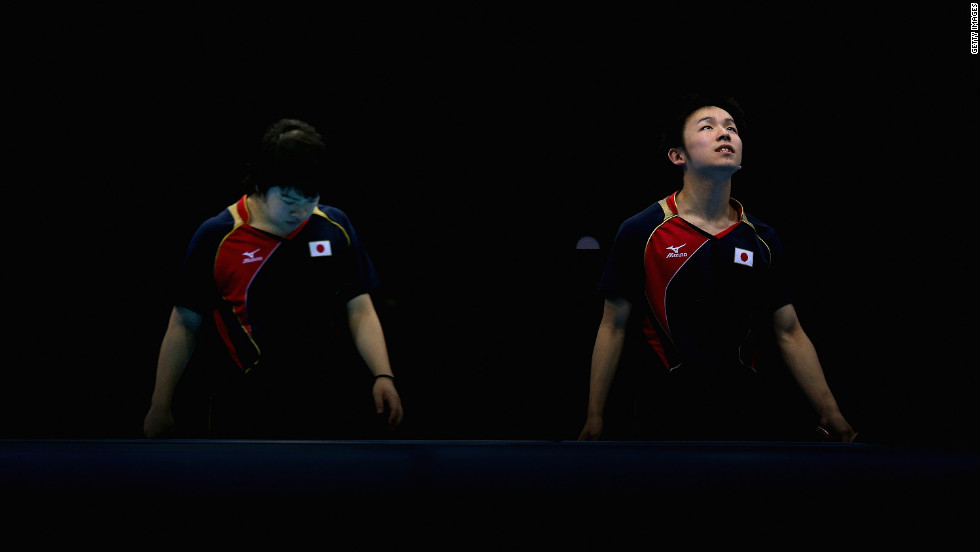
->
[242,248,264,264]
[666,243,688,258]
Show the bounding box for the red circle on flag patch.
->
[317,244,326,253]
[740,252,748,262]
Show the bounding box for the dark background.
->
[4,5,978,444]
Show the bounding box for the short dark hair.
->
[659,92,748,157]
[243,118,326,198]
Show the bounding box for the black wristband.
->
[374,374,395,382]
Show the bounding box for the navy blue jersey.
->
[600,191,792,378]
[175,196,381,374]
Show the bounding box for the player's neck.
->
[245,195,290,237]
[675,178,737,233]
[678,174,731,212]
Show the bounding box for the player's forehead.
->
[687,106,736,127]
[271,186,318,202]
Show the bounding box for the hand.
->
[817,411,857,443]
[372,377,403,431]
[577,415,604,441]
[143,403,175,438]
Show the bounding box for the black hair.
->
[242,118,326,198]
[659,91,748,158]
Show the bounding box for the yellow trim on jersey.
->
[312,207,352,246]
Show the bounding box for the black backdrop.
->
[5,5,978,444]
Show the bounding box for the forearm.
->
[586,325,626,418]
[347,295,394,377]
[778,331,842,419]
[150,308,200,408]
[586,297,632,418]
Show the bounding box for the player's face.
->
[680,106,742,174]
[261,186,319,232]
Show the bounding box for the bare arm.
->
[143,306,203,438]
[773,303,857,442]
[578,296,632,441]
[347,293,403,430]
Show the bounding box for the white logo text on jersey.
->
[666,243,688,258]
[242,248,265,264]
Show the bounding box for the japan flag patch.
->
[309,240,332,257]
[734,247,753,266]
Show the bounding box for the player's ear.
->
[667,147,686,168]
